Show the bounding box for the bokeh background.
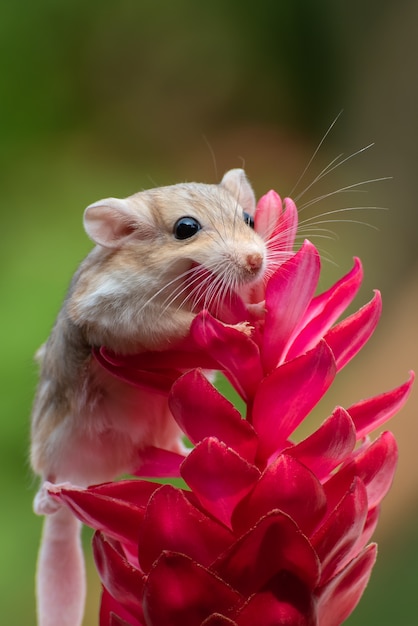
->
[1,1,417,624]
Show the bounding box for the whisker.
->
[314,152,345,179]
[143,263,216,321]
[204,277,224,316]
[160,253,239,321]
[294,143,376,203]
[299,205,388,223]
[199,270,224,315]
[159,265,215,314]
[295,228,340,241]
[129,266,197,318]
[288,110,344,198]
[317,252,339,267]
[202,134,218,181]
[301,218,380,231]
[298,177,392,211]
[293,152,345,203]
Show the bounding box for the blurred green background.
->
[1,1,417,624]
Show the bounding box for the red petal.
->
[190,312,263,400]
[109,614,136,626]
[311,477,368,585]
[137,484,233,572]
[169,369,258,462]
[93,347,180,395]
[251,341,336,460]
[278,197,299,252]
[317,544,377,626]
[180,438,260,528]
[286,258,363,361]
[216,291,252,325]
[100,587,142,626]
[232,455,327,537]
[93,533,144,619]
[81,480,160,506]
[300,257,363,328]
[258,194,298,261]
[133,447,184,478]
[324,290,382,371]
[284,407,356,480]
[262,240,321,371]
[99,344,219,371]
[143,552,243,626]
[214,511,320,595]
[324,431,398,511]
[202,615,237,625]
[348,372,415,440]
[235,573,316,626]
[49,481,158,545]
[255,190,283,240]
[347,506,380,563]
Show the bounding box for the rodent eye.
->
[173,216,202,240]
[243,212,255,229]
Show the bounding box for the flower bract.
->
[48,189,413,626]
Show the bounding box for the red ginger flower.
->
[48,190,413,626]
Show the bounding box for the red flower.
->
[48,189,413,626]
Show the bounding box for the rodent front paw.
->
[228,321,254,336]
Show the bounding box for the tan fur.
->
[31,169,266,492]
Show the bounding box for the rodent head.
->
[83,169,266,316]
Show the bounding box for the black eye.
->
[173,216,202,240]
[243,212,255,229]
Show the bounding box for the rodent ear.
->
[83,197,154,248]
[220,168,256,214]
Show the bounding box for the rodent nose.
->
[246,252,264,273]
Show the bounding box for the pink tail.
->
[36,507,86,626]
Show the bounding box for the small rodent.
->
[31,168,267,509]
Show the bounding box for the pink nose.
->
[246,252,264,273]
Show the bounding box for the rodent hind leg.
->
[33,479,76,516]
[36,506,85,626]
[34,473,87,626]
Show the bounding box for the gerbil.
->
[31,168,268,626]
[31,168,266,497]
